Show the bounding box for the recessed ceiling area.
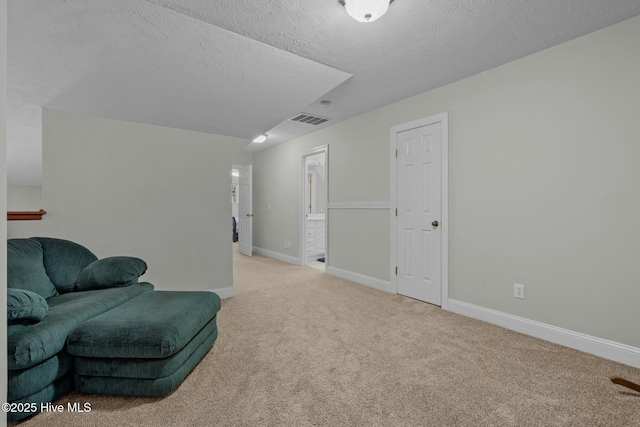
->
[7,0,640,185]
[7,0,352,185]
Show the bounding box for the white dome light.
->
[252,134,268,143]
[342,0,391,23]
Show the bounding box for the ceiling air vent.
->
[290,113,329,126]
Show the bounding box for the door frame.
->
[300,145,329,268]
[237,164,253,257]
[390,113,449,309]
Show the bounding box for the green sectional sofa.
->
[6,237,221,422]
[7,237,153,421]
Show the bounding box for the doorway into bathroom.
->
[300,146,328,271]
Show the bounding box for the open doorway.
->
[236,165,252,257]
[231,167,239,244]
[301,146,328,271]
[232,164,252,258]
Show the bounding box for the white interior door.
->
[238,165,252,257]
[396,122,443,305]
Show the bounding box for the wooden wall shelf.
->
[7,209,47,221]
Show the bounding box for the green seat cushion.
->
[7,239,58,299]
[75,319,217,379]
[74,329,216,397]
[75,256,147,291]
[8,288,48,322]
[7,282,154,370]
[7,375,73,422]
[8,352,73,401]
[68,291,221,359]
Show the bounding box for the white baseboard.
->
[251,248,392,294]
[448,299,640,369]
[211,286,235,299]
[327,266,393,294]
[252,246,300,266]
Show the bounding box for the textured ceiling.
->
[8,0,640,185]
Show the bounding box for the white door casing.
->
[238,165,253,257]
[391,113,448,307]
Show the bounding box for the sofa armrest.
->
[75,256,148,291]
[7,288,48,323]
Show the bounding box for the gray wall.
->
[252,16,640,348]
[7,185,42,238]
[7,185,41,211]
[25,108,249,294]
[1,0,7,422]
[253,124,390,269]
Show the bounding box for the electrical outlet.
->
[514,283,525,300]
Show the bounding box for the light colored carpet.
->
[11,248,640,426]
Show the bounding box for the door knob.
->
[432,220,439,227]
[246,214,254,217]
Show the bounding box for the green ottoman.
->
[67,291,221,396]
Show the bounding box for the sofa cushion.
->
[67,291,220,359]
[7,239,58,299]
[8,321,33,336]
[31,237,98,293]
[74,318,218,379]
[7,288,48,322]
[7,282,154,370]
[75,256,147,291]
[8,351,73,401]
[6,376,74,422]
[73,327,217,397]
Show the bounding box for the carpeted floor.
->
[11,247,640,426]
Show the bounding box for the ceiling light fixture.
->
[339,0,394,23]
[252,134,268,143]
